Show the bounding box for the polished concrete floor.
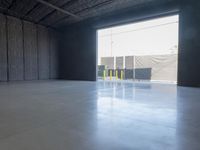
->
[0,80,200,150]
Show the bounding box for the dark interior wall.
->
[50,29,59,79]
[59,24,96,81]
[178,1,200,87]
[7,16,24,81]
[0,13,60,82]
[38,25,50,80]
[23,21,38,80]
[0,14,7,81]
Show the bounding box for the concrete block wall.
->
[0,13,60,81]
[101,57,114,69]
[131,55,177,81]
[23,21,38,80]
[59,24,96,81]
[0,14,7,81]
[178,0,200,86]
[116,57,124,69]
[125,56,134,69]
[100,55,177,81]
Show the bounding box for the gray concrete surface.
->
[0,80,199,150]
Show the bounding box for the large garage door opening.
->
[97,15,179,83]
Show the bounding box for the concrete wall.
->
[7,16,24,81]
[37,25,50,80]
[135,55,178,81]
[0,14,7,81]
[59,24,96,81]
[23,21,38,80]
[178,1,200,87]
[125,56,134,69]
[49,29,59,79]
[0,13,59,81]
[116,57,124,69]
[101,57,114,69]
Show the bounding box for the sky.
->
[98,15,179,65]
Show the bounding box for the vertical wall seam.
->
[36,24,39,80]
[22,21,25,80]
[36,25,39,80]
[1,15,57,82]
[49,29,51,79]
[5,15,9,82]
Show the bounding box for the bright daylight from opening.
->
[98,15,179,83]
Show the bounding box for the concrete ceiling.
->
[0,0,175,28]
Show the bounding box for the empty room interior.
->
[0,0,200,150]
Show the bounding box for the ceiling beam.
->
[37,0,79,23]
[51,0,114,27]
[36,0,81,20]
[7,0,17,9]
[23,3,40,18]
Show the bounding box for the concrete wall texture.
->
[100,55,177,81]
[59,24,96,81]
[0,13,59,81]
[135,54,178,81]
[101,57,114,69]
[178,0,200,87]
[116,57,124,69]
[0,14,7,81]
[125,56,134,69]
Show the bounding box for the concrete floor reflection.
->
[0,80,199,150]
[96,81,177,149]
